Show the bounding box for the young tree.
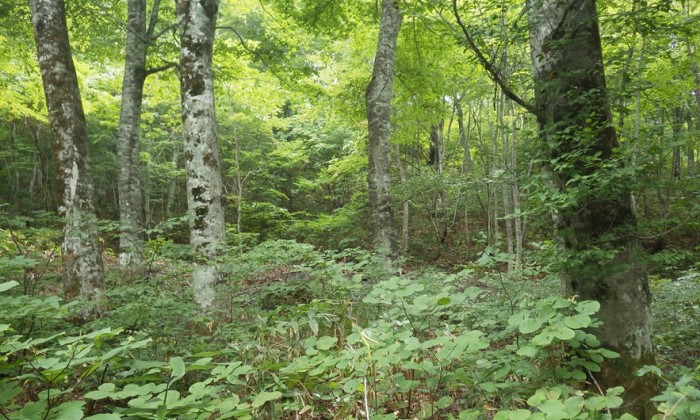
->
[30,0,105,307]
[366,0,401,263]
[527,0,655,415]
[176,0,225,309]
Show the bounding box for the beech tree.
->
[176,0,225,309]
[366,0,402,263]
[117,0,173,271]
[527,0,655,415]
[117,0,148,270]
[30,0,105,306]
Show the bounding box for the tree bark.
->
[117,0,149,271]
[30,0,105,307]
[366,0,401,263]
[177,0,225,309]
[394,145,409,252]
[527,0,655,416]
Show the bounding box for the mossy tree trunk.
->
[527,0,656,416]
[30,0,105,310]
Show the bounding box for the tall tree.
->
[176,0,225,309]
[117,0,148,270]
[366,0,402,263]
[117,0,172,271]
[527,0,655,415]
[30,0,105,307]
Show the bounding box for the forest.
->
[1,0,699,418]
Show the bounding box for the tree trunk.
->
[395,145,410,252]
[30,0,105,307]
[671,108,683,180]
[527,0,655,416]
[117,0,149,271]
[365,0,401,263]
[177,0,226,309]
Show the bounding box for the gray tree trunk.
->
[30,0,105,307]
[176,0,226,309]
[365,0,401,263]
[117,0,148,271]
[527,0,655,416]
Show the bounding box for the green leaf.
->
[520,317,544,334]
[170,357,186,380]
[494,409,532,420]
[53,401,84,420]
[315,336,337,350]
[0,384,22,404]
[637,365,663,377]
[517,345,539,357]
[436,396,453,409]
[575,301,600,316]
[0,280,19,293]
[598,348,619,359]
[251,391,282,408]
[537,400,568,419]
[308,318,319,335]
[508,311,528,327]
[437,296,451,305]
[84,383,116,400]
[553,325,575,340]
[564,314,591,329]
[84,414,122,420]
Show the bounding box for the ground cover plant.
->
[1,237,699,419]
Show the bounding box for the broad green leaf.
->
[436,396,453,409]
[517,345,539,357]
[54,401,84,420]
[494,409,532,420]
[0,281,19,293]
[520,317,543,334]
[598,348,619,359]
[252,391,282,408]
[0,384,22,404]
[564,314,591,329]
[553,325,575,340]
[508,311,529,327]
[170,356,186,380]
[84,414,122,420]
[316,336,337,350]
[537,400,568,419]
[575,301,600,316]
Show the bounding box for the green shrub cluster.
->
[1,240,699,419]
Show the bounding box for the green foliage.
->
[650,271,700,367]
[3,238,700,418]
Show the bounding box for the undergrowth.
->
[1,239,699,419]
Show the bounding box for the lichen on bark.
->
[366,0,402,264]
[30,0,105,311]
[177,0,225,309]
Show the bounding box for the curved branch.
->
[451,0,540,118]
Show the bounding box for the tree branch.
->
[146,62,177,76]
[217,25,294,89]
[451,0,540,118]
[146,0,162,41]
